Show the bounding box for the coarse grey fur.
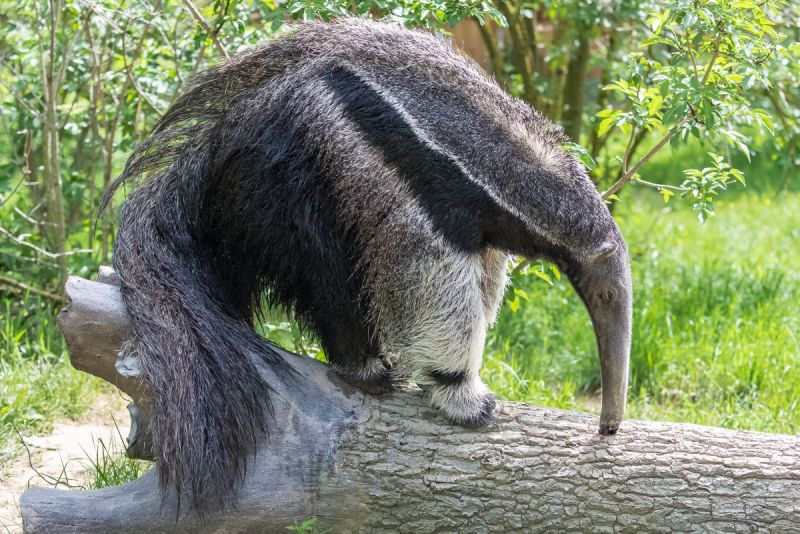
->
[102,18,633,512]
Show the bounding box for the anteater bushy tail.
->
[100,48,293,512]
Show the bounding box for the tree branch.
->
[121,32,165,115]
[702,32,723,85]
[600,31,725,200]
[0,226,94,259]
[182,0,228,59]
[0,275,62,302]
[634,178,685,192]
[602,129,677,199]
[0,71,42,118]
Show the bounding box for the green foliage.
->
[487,190,800,434]
[257,315,325,360]
[259,0,506,30]
[286,517,324,534]
[0,296,106,462]
[85,432,149,489]
[679,152,745,222]
[596,0,797,212]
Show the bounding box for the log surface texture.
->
[20,276,800,533]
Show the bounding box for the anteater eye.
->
[599,289,616,303]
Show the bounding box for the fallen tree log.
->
[20,275,800,533]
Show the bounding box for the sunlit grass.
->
[485,192,800,434]
[0,297,106,463]
[84,432,149,489]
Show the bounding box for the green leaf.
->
[735,140,752,162]
[663,102,687,126]
[598,116,617,137]
[701,102,714,130]
[549,263,561,281]
[647,95,664,117]
[596,108,619,118]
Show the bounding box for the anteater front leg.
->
[381,250,496,427]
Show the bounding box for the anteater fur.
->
[102,18,632,513]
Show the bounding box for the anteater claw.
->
[598,422,619,436]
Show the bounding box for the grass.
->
[12,429,148,493]
[0,297,145,489]
[0,297,110,463]
[84,431,149,489]
[485,191,800,434]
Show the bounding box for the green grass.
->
[0,297,146,485]
[485,191,800,434]
[84,431,149,489]
[0,297,107,463]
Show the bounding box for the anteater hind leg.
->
[384,251,496,427]
[313,307,395,395]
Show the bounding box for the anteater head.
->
[485,152,633,435]
[568,239,633,435]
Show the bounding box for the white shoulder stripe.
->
[343,65,536,232]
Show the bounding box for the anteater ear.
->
[593,242,618,260]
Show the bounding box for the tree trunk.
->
[562,31,591,142]
[475,18,508,90]
[497,2,538,108]
[20,276,800,533]
[589,28,618,163]
[40,0,68,287]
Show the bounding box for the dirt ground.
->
[0,393,130,533]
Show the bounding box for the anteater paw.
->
[333,359,396,395]
[426,377,496,428]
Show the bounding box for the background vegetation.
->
[0,0,798,473]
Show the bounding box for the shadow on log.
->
[20,275,800,533]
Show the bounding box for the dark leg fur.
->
[331,357,396,395]
[314,312,395,395]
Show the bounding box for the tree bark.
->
[496,2,539,108]
[475,18,508,91]
[40,0,68,287]
[20,276,800,533]
[589,29,618,164]
[562,31,591,142]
